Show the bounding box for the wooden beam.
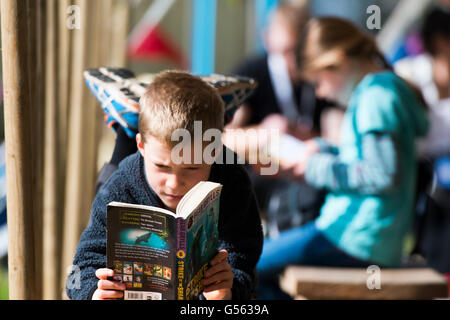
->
[57,2,72,297]
[57,0,72,184]
[43,0,62,300]
[280,266,449,300]
[61,0,103,285]
[110,0,130,68]
[59,0,130,297]
[57,0,79,298]
[34,0,47,300]
[61,0,90,283]
[0,0,43,299]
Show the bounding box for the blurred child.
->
[66,71,263,300]
[395,6,450,159]
[395,6,450,275]
[256,17,429,299]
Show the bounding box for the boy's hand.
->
[92,268,126,300]
[202,250,233,300]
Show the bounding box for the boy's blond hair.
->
[138,70,225,146]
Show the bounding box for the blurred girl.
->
[256,17,429,299]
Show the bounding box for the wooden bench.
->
[280,266,449,300]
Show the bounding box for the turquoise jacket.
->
[306,71,429,267]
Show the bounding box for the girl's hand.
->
[202,250,233,300]
[259,114,289,133]
[279,139,319,181]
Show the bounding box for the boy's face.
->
[136,133,212,212]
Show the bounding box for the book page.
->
[176,181,222,219]
[270,133,305,165]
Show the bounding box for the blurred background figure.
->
[394,3,450,275]
[229,1,332,138]
[394,5,450,159]
[256,16,429,299]
[227,1,337,238]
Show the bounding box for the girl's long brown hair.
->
[298,17,427,108]
[298,17,390,73]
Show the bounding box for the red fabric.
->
[127,25,187,68]
[445,274,450,297]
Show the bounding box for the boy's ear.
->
[136,133,145,157]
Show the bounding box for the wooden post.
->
[35,0,47,300]
[110,0,130,68]
[43,0,62,300]
[61,0,90,285]
[1,0,129,299]
[0,0,44,299]
[96,0,130,170]
[94,0,114,171]
[88,0,107,175]
[59,0,130,296]
[57,1,72,297]
[61,0,103,286]
[58,0,72,188]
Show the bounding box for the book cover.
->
[106,181,222,300]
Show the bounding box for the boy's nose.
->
[165,173,184,190]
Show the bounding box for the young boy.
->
[66,71,263,300]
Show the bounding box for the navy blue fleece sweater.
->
[66,150,263,300]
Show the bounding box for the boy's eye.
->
[155,163,169,169]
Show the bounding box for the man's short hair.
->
[269,1,310,38]
[138,70,225,146]
[421,7,450,56]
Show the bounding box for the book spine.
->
[175,217,187,300]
